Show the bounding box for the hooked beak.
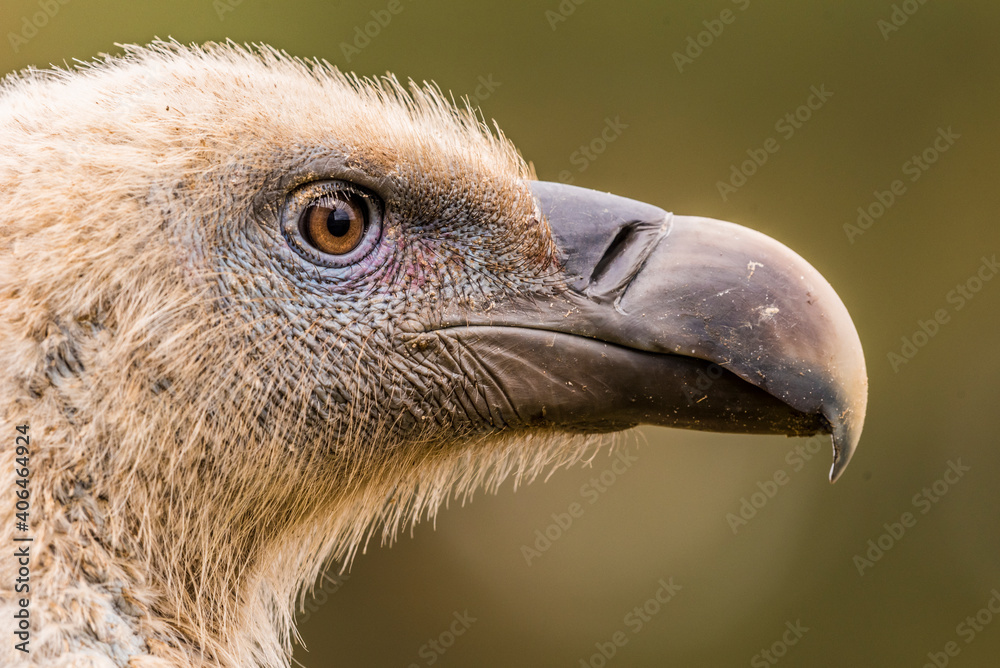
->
[414,181,868,482]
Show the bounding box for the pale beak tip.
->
[828,410,863,483]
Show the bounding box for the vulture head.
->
[0,42,867,666]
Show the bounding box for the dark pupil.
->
[326,206,352,237]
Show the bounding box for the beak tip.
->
[828,412,863,483]
[826,326,868,485]
[829,444,851,483]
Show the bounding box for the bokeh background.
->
[3,1,998,665]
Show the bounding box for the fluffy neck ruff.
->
[2,390,607,666]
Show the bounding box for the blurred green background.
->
[3,1,998,665]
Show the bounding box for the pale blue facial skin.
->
[203,145,558,447]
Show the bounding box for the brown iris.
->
[301,193,367,255]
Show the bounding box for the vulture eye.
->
[302,195,366,255]
[282,180,383,268]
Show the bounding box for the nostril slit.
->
[589,224,636,285]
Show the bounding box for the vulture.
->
[0,42,867,667]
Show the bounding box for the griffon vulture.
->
[0,42,867,667]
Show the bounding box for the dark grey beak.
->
[417,181,868,482]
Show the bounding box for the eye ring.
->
[281,180,383,268]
